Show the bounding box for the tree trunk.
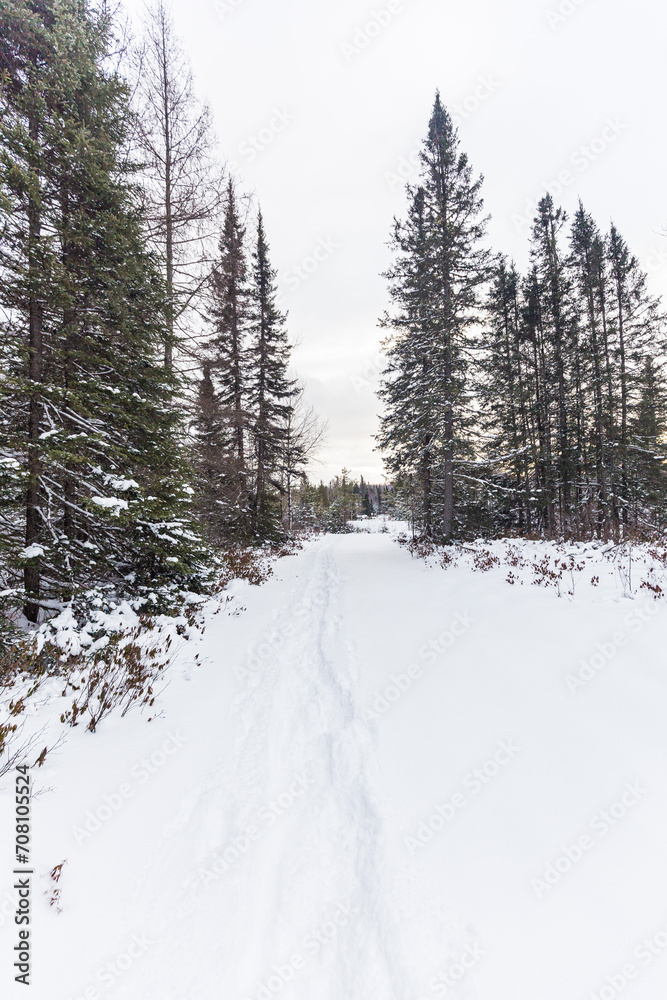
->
[161,24,174,370]
[24,106,42,623]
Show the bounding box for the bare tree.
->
[280,385,326,530]
[132,0,224,369]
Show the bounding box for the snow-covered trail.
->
[3,527,667,1000]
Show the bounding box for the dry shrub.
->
[217,548,274,589]
[466,547,500,572]
[45,861,66,913]
[58,628,170,732]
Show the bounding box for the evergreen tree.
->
[478,258,533,533]
[247,210,297,539]
[630,357,667,527]
[378,185,434,533]
[528,194,576,532]
[190,363,233,541]
[379,93,490,540]
[606,222,665,526]
[0,0,205,620]
[474,205,667,539]
[205,178,251,537]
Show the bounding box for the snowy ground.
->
[2,522,667,999]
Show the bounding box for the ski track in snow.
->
[216,540,410,998]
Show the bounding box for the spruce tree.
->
[247,210,297,539]
[0,0,206,620]
[421,95,490,538]
[630,357,667,527]
[378,185,435,533]
[379,94,490,540]
[569,202,615,535]
[478,258,533,533]
[190,363,234,541]
[528,195,576,532]
[204,178,251,538]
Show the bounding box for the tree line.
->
[289,473,389,532]
[0,0,319,628]
[379,94,667,541]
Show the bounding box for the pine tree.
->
[379,93,490,540]
[569,202,615,535]
[247,210,297,539]
[630,356,667,526]
[378,185,434,533]
[190,363,236,540]
[478,258,533,533]
[204,178,251,538]
[529,194,576,533]
[421,95,490,538]
[0,0,206,620]
[606,223,665,526]
[0,0,55,618]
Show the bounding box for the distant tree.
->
[279,386,325,532]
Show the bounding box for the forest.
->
[1,0,666,656]
[380,96,667,542]
[0,0,337,644]
[1,4,663,996]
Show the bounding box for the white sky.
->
[123,0,667,484]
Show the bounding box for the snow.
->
[90,497,129,514]
[105,478,139,492]
[20,545,45,559]
[2,526,667,998]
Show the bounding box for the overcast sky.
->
[124,0,667,483]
